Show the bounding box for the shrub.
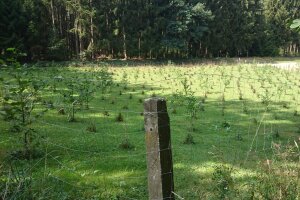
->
[212,165,234,199]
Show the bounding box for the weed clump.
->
[116,113,124,122]
[297,126,300,133]
[273,114,280,120]
[183,133,195,144]
[252,118,258,124]
[103,111,110,116]
[9,149,43,160]
[235,133,243,141]
[254,161,300,199]
[221,121,231,129]
[282,102,289,109]
[58,108,65,115]
[212,165,234,199]
[68,114,76,122]
[294,110,299,116]
[119,138,134,150]
[273,130,280,138]
[171,108,177,114]
[86,121,97,133]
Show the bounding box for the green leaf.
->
[290,19,300,29]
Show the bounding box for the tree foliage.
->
[0,0,299,60]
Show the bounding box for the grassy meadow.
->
[1,58,300,199]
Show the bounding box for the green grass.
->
[1,58,300,199]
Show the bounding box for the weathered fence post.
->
[144,97,175,200]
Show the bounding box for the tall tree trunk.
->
[122,24,127,60]
[89,0,94,59]
[75,18,79,56]
[79,21,84,54]
[122,1,127,60]
[59,7,63,36]
[66,8,71,57]
[50,0,55,31]
[138,32,141,59]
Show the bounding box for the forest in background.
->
[0,0,299,61]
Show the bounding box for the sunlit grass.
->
[1,58,300,199]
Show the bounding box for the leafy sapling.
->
[96,66,113,97]
[212,165,234,199]
[180,78,203,131]
[0,50,46,159]
[121,71,128,90]
[78,74,95,109]
[60,78,79,122]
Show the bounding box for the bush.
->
[212,165,234,199]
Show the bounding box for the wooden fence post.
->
[144,97,175,200]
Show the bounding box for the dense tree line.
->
[0,0,299,60]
